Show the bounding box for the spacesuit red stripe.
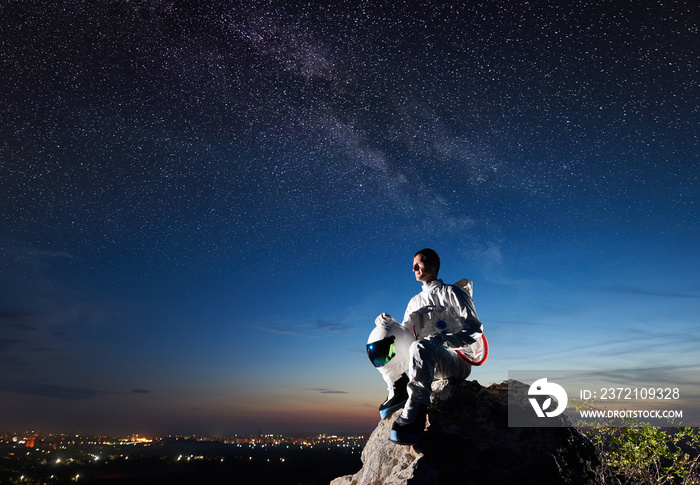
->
[456,334,489,366]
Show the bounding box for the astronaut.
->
[366,248,485,444]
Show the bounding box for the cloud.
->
[0,380,111,400]
[596,286,700,299]
[0,311,39,332]
[573,367,700,386]
[513,324,700,371]
[1,244,77,272]
[0,379,153,400]
[260,318,354,336]
[308,388,347,394]
[0,338,23,351]
[0,311,36,321]
[260,325,304,335]
[315,320,353,332]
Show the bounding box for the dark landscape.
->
[0,435,363,485]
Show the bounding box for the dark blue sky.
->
[1,0,698,435]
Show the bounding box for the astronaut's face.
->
[413,254,438,283]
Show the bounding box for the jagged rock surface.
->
[332,380,600,485]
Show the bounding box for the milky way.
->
[3,1,696,261]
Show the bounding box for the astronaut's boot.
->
[389,405,427,445]
[379,373,409,419]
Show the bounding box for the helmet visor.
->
[367,336,396,368]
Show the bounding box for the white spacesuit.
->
[368,277,486,444]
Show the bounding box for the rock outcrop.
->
[332,380,600,485]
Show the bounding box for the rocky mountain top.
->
[332,379,600,485]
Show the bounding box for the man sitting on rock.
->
[368,248,485,444]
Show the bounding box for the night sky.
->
[1,0,698,436]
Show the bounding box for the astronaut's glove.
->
[426,332,469,349]
[375,313,398,327]
[425,332,446,347]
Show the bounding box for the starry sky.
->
[1,0,698,436]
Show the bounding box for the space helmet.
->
[366,322,415,382]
